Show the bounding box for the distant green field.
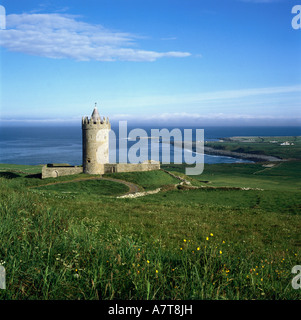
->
[206,136,301,159]
[163,161,301,191]
[0,163,43,175]
[103,170,179,190]
[35,179,129,196]
[0,158,300,300]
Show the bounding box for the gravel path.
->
[29,176,141,195]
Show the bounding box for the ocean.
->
[0,125,300,166]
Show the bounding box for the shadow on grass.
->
[0,172,21,179]
[25,173,42,179]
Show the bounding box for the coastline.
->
[171,141,283,162]
[203,146,282,162]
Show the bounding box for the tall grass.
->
[0,163,300,300]
[0,180,299,300]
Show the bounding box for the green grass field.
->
[103,170,180,191]
[0,155,300,299]
[35,179,129,197]
[206,136,301,159]
[164,161,301,191]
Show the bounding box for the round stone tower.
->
[82,104,111,174]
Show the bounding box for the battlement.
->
[82,115,111,128]
[82,105,111,129]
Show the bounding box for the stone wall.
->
[42,165,83,179]
[104,161,160,174]
[42,161,160,178]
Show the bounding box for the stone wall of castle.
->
[104,161,160,174]
[42,165,83,179]
[42,161,160,178]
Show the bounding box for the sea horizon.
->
[0,125,300,166]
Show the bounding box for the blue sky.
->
[0,0,300,126]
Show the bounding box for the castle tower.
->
[82,104,111,174]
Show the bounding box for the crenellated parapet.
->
[81,115,111,129]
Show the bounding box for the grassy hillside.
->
[0,162,300,300]
[35,179,129,197]
[103,170,179,191]
[163,161,301,191]
[206,136,301,159]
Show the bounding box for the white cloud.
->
[2,113,300,126]
[160,37,177,41]
[109,112,300,121]
[104,84,301,109]
[105,112,301,126]
[0,13,191,62]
